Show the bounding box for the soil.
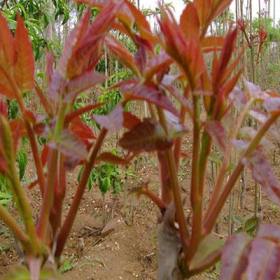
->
[0,152,280,280]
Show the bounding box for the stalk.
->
[55,128,107,257]
[204,113,279,233]
[37,104,67,241]
[157,108,189,250]
[188,95,202,261]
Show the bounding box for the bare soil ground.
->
[0,153,280,280]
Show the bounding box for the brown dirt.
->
[0,153,280,280]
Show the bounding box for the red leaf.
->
[105,36,138,75]
[119,118,172,152]
[221,233,251,280]
[248,149,280,205]
[213,28,238,88]
[0,68,16,98]
[123,112,141,129]
[65,103,103,124]
[180,3,200,39]
[246,238,280,280]
[0,100,8,117]
[69,117,96,143]
[0,13,15,67]
[204,120,227,152]
[14,16,35,92]
[194,0,232,32]
[201,36,224,52]
[159,9,204,88]
[93,105,124,132]
[67,2,123,79]
[121,0,156,45]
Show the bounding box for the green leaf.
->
[189,233,224,271]
[59,259,74,274]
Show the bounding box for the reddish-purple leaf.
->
[97,152,133,165]
[232,139,249,151]
[46,52,55,85]
[58,10,91,78]
[66,71,105,101]
[93,105,123,133]
[50,130,87,169]
[14,16,35,92]
[165,111,188,137]
[257,224,280,245]
[120,80,178,116]
[246,238,280,280]
[221,233,251,280]
[248,149,280,205]
[245,80,268,100]
[205,120,227,152]
[48,70,66,101]
[264,97,280,113]
[249,109,267,123]
[144,52,172,81]
[229,87,248,109]
[119,118,172,152]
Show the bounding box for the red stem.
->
[204,113,279,233]
[55,128,107,257]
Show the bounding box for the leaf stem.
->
[205,99,254,221]
[0,116,41,254]
[0,203,29,247]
